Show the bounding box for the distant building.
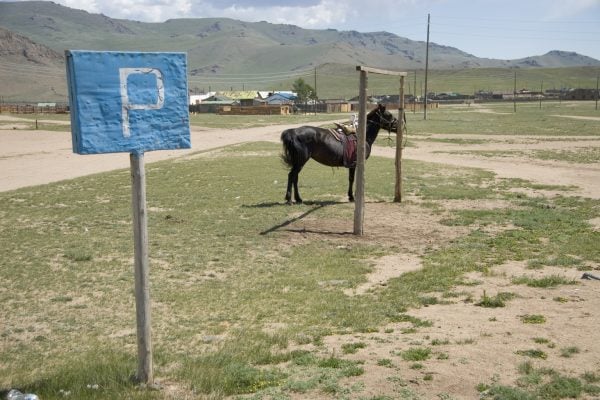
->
[189,92,216,105]
[216,91,259,106]
[562,88,599,100]
[264,92,297,105]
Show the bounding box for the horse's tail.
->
[280,128,300,168]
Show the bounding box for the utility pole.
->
[513,71,517,113]
[539,80,543,109]
[314,67,318,99]
[424,13,430,120]
[414,70,417,114]
[314,67,318,114]
[596,75,600,110]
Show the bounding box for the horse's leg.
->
[285,170,294,204]
[285,165,304,204]
[348,167,355,202]
[292,165,303,204]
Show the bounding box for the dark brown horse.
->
[281,104,397,204]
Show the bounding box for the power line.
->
[434,15,600,24]
[431,30,600,42]
[433,21,600,36]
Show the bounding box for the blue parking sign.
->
[66,51,191,154]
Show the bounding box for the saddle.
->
[328,127,357,168]
[334,122,356,135]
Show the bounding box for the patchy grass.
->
[341,342,367,354]
[520,314,547,324]
[533,148,600,164]
[512,274,578,288]
[377,359,394,368]
[475,291,516,308]
[560,346,580,358]
[516,349,548,359]
[1,130,599,398]
[400,347,432,362]
[483,362,600,399]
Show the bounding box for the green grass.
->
[512,275,578,288]
[341,342,367,354]
[532,148,600,164]
[405,101,600,137]
[521,315,547,324]
[560,346,580,358]
[377,359,394,368]
[442,147,600,164]
[516,349,548,359]
[482,363,600,400]
[1,106,600,398]
[475,291,516,308]
[400,347,431,362]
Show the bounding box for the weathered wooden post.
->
[66,51,191,384]
[130,151,152,383]
[354,67,368,235]
[394,75,405,202]
[354,66,408,235]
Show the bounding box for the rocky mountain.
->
[0,26,63,65]
[512,50,600,68]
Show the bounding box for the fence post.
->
[394,75,405,202]
[353,69,368,235]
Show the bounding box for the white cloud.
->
[191,0,350,28]
[10,0,426,28]
[544,0,600,20]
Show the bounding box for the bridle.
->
[368,108,407,148]
[367,109,398,133]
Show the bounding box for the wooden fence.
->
[0,104,69,114]
[218,105,292,115]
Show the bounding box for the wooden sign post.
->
[66,51,191,384]
[354,66,408,235]
[130,152,152,383]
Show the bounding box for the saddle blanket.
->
[329,129,357,168]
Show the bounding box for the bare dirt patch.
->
[308,261,600,399]
[275,194,600,398]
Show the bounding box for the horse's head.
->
[367,103,398,133]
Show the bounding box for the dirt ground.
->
[1,113,599,398]
[285,201,600,399]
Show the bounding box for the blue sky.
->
[3,0,600,60]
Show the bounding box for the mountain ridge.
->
[1,1,599,72]
[0,1,599,101]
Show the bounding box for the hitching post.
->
[353,68,368,235]
[66,51,190,385]
[354,66,408,234]
[394,75,405,202]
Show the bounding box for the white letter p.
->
[119,68,165,138]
